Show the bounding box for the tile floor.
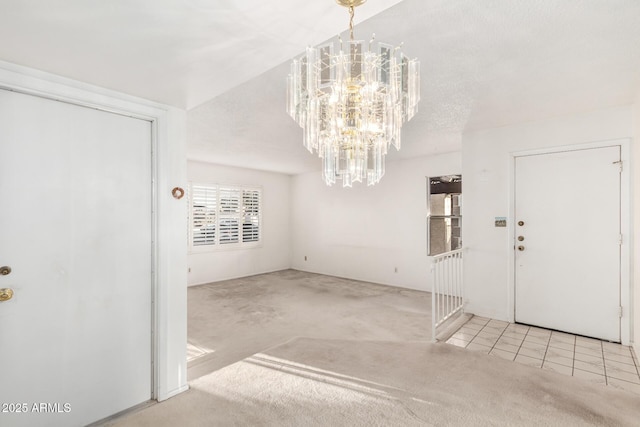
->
[446,316,640,395]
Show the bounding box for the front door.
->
[514,146,621,342]
[0,89,153,426]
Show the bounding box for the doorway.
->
[514,145,621,342]
[428,175,462,256]
[0,88,154,426]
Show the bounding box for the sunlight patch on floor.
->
[242,353,421,402]
[187,342,215,362]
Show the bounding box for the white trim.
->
[508,138,632,345]
[162,384,190,400]
[0,61,187,405]
[150,117,159,399]
[0,59,170,114]
[187,267,292,287]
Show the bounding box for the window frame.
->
[427,175,462,256]
[188,182,262,252]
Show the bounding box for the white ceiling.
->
[0,0,403,108]
[2,0,640,175]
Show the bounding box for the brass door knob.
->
[0,288,14,302]
[518,221,525,226]
[518,246,525,251]
[518,236,525,241]
[0,266,11,276]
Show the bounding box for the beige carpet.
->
[113,338,640,426]
[186,270,432,380]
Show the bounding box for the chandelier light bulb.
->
[287,0,420,187]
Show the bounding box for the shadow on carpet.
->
[114,338,640,426]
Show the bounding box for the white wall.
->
[187,161,291,286]
[633,91,640,356]
[291,152,461,291]
[0,61,188,403]
[462,106,633,333]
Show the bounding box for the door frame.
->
[507,139,631,345]
[0,62,184,403]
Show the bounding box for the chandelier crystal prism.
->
[287,0,420,187]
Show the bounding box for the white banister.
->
[431,248,464,342]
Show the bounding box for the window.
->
[191,185,217,247]
[189,183,261,250]
[428,175,461,255]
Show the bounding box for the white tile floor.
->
[446,316,640,395]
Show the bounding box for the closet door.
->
[0,89,153,426]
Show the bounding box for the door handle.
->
[517,236,525,241]
[0,266,11,276]
[518,246,525,251]
[0,288,13,302]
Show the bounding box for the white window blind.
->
[191,184,217,246]
[242,190,260,242]
[219,187,241,245]
[189,183,261,250]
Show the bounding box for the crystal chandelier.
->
[287,0,420,187]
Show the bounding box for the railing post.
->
[431,258,436,343]
[431,248,464,343]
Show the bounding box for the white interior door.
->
[514,146,620,342]
[0,89,152,426]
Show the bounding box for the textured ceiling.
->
[190,0,640,174]
[2,1,640,175]
[0,0,402,109]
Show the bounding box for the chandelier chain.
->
[349,6,355,40]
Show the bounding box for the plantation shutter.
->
[219,187,241,244]
[191,185,217,246]
[242,190,260,242]
[189,183,262,249]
